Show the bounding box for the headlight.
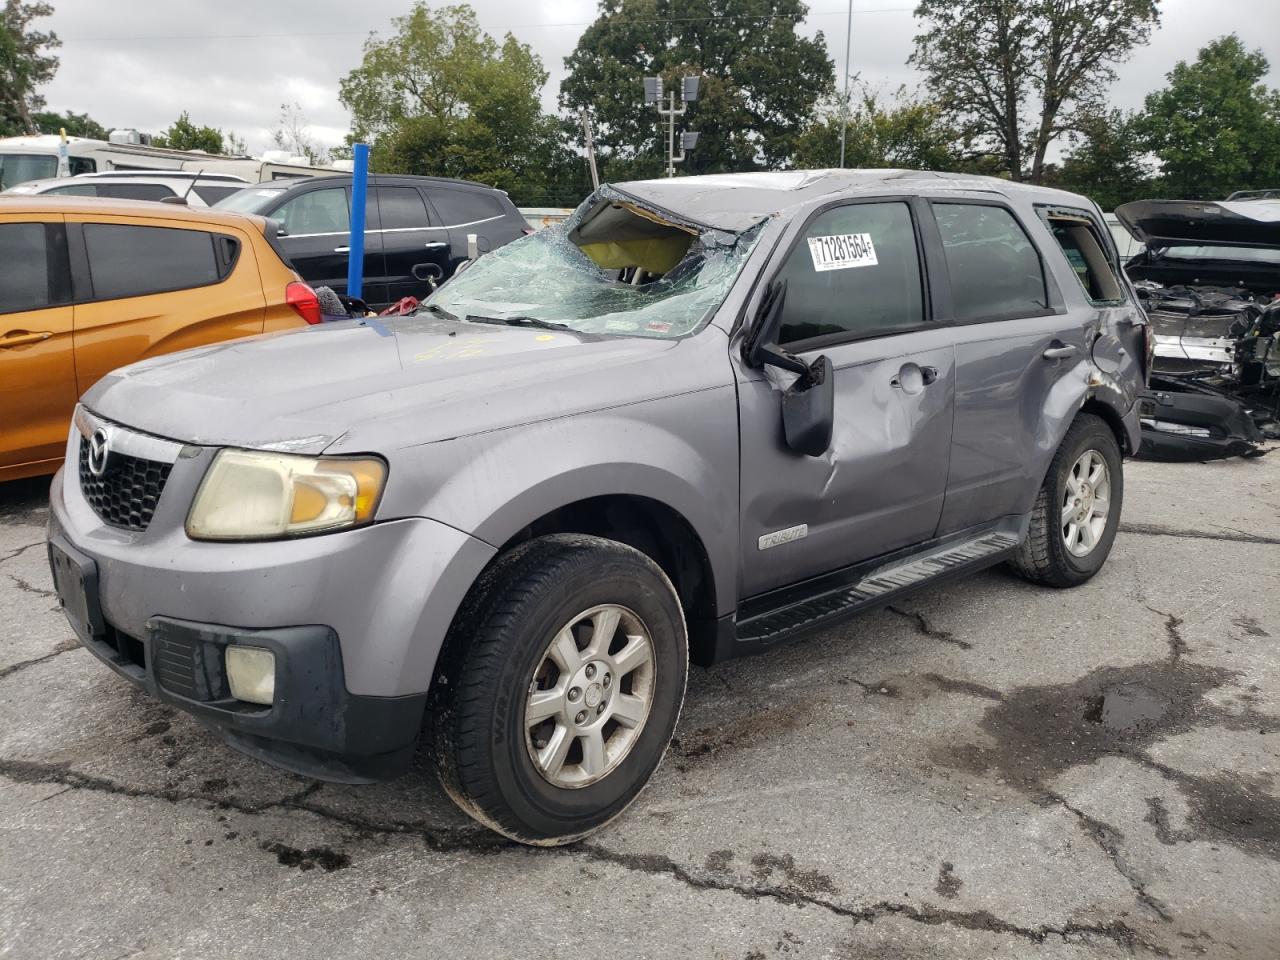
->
[186,449,386,541]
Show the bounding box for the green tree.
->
[0,0,59,136]
[339,4,580,204]
[911,0,1160,182]
[560,0,834,178]
[32,108,106,139]
[153,111,225,153]
[1139,35,1280,200]
[792,85,967,170]
[1052,109,1151,209]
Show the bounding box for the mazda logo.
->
[87,427,111,477]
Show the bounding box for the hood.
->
[83,314,682,455]
[1115,199,1280,248]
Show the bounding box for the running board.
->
[733,525,1022,650]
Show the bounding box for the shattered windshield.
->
[423,221,761,340]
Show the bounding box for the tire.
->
[1008,413,1123,588]
[430,533,688,845]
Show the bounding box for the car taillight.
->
[286,281,322,325]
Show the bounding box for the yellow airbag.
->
[578,234,693,274]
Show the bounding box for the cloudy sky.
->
[37,0,1280,156]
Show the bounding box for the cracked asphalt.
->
[1,455,1277,959]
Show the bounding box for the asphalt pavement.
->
[1,453,1277,959]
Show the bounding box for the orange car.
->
[0,197,322,481]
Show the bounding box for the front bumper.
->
[48,421,496,782]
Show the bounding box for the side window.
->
[69,157,95,176]
[429,188,502,226]
[47,184,100,197]
[375,187,431,230]
[95,184,178,202]
[776,201,925,345]
[0,223,50,313]
[1047,215,1123,304]
[83,224,222,300]
[932,203,1048,322]
[271,187,348,235]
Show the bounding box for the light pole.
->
[839,0,852,168]
[645,76,701,177]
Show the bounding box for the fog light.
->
[226,646,275,705]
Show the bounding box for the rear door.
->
[0,215,76,477]
[374,184,448,302]
[926,198,1088,533]
[736,198,955,597]
[67,217,266,396]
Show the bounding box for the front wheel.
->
[1008,413,1123,588]
[431,534,688,845]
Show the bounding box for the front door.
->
[0,216,76,478]
[272,184,386,303]
[736,199,955,598]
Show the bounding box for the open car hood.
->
[1115,199,1280,249]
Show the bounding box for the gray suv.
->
[47,171,1147,845]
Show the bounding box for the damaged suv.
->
[1117,198,1280,458]
[48,171,1146,844]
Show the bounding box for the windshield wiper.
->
[421,303,457,321]
[466,314,571,330]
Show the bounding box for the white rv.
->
[0,132,333,190]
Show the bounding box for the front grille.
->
[78,436,173,531]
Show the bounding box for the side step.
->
[734,529,1021,649]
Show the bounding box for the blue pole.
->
[347,143,370,301]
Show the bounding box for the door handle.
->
[1042,344,1078,360]
[0,331,52,348]
[423,241,447,250]
[334,246,350,253]
[890,363,937,393]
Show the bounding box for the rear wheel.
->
[1009,413,1123,588]
[431,534,687,845]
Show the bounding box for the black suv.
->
[214,174,530,305]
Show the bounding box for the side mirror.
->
[781,355,834,457]
[268,218,289,238]
[743,278,834,457]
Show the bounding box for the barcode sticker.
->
[807,233,878,272]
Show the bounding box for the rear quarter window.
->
[82,224,236,300]
[429,188,506,226]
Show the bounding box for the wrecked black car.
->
[1116,198,1280,459]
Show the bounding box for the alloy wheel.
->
[524,604,656,788]
[1061,448,1111,558]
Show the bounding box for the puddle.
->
[933,660,1280,860]
[1083,685,1168,731]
